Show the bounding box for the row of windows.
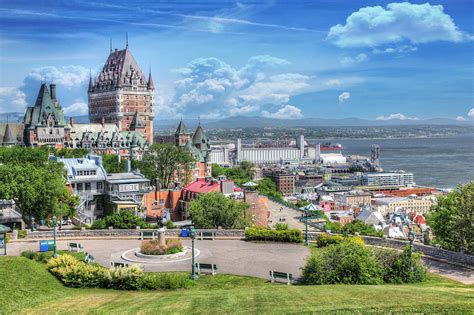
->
[72,182,102,191]
[76,170,97,176]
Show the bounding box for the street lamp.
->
[52,215,58,257]
[189,226,198,280]
[304,209,309,246]
[408,223,415,255]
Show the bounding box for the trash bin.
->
[39,240,55,252]
[181,228,189,237]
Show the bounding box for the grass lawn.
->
[1,256,473,314]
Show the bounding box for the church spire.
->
[2,115,15,144]
[88,69,93,92]
[147,65,155,90]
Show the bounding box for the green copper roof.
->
[24,84,67,128]
[175,118,188,135]
[120,131,147,148]
[130,111,146,129]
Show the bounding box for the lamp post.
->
[52,215,58,257]
[304,209,309,246]
[189,226,198,280]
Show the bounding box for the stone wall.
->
[24,228,245,240]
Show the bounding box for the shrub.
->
[302,241,383,285]
[274,223,288,231]
[315,234,364,248]
[140,239,183,255]
[91,210,146,229]
[341,220,384,237]
[245,226,303,243]
[165,220,177,229]
[46,254,190,291]
[374,247,427,284]
[109,265,144,290]
[16,229,27,239]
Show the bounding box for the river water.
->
[311,134,474,189]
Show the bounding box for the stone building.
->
[155,119,212,182]
[23,83,69,148]
[88,43,155,143]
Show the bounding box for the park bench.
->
[111,261,129,268]
[67,242,83,252]
[84,252,95,264]
[140,231,156,240]
[269,270,293,285]
[195,263,218,275]
[200,231,215,240]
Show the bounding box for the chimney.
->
[69,117,74,127]
[101,117,105,127]
[50,83,56,100]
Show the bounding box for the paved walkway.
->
[267,200,307,229]
[6,239,311,280]
[5,239,473,284]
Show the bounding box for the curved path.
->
[7,239,310,280]
[5,239,473,284]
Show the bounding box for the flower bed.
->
[140,239,184,255]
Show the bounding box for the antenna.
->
[110,38,112,53]
[126,32,128,48]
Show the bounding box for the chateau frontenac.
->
[88,44,155,143]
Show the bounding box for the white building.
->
[235,135,316,165]
[361,172,414,187]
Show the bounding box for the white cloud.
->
[62,99,88,116]
[160,55,311,118]
[25,65,90,87]
[338,92,350,103]
[261,105,303,120]
[376,113,419,121]
[372,45,418,55]
[455,116,467,122]
[328,2,471,48]
[340,53,368,66]
[468,108,474,119]
[0,87,27,113]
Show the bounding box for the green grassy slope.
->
[1,257,473,314]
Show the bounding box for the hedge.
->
[315,234,364,248]
[245,227,303,243]
[27,253,193,291]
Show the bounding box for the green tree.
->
[54,148,89,158]
[302,240,383,285]
[0,162,77,228]
[188,192,248,229]
[140,144,193,189]
[101,154,127,173]
[257,177,283,200]
[0,146,48,166]
[427,182,474,253]
[211,163,225,178]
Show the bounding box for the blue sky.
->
[0,0,473,121]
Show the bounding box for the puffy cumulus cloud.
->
[328,2,471,48]
[25,66,90,87]
[376,113,419,121]
[0,87,27,113]
[338,91,350,103]
[261,105,303,120]
[161,55,310,118]
[62,99,88,116]
[18,65,93,108]
[468,108,474,119]
[455,116,467,122]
